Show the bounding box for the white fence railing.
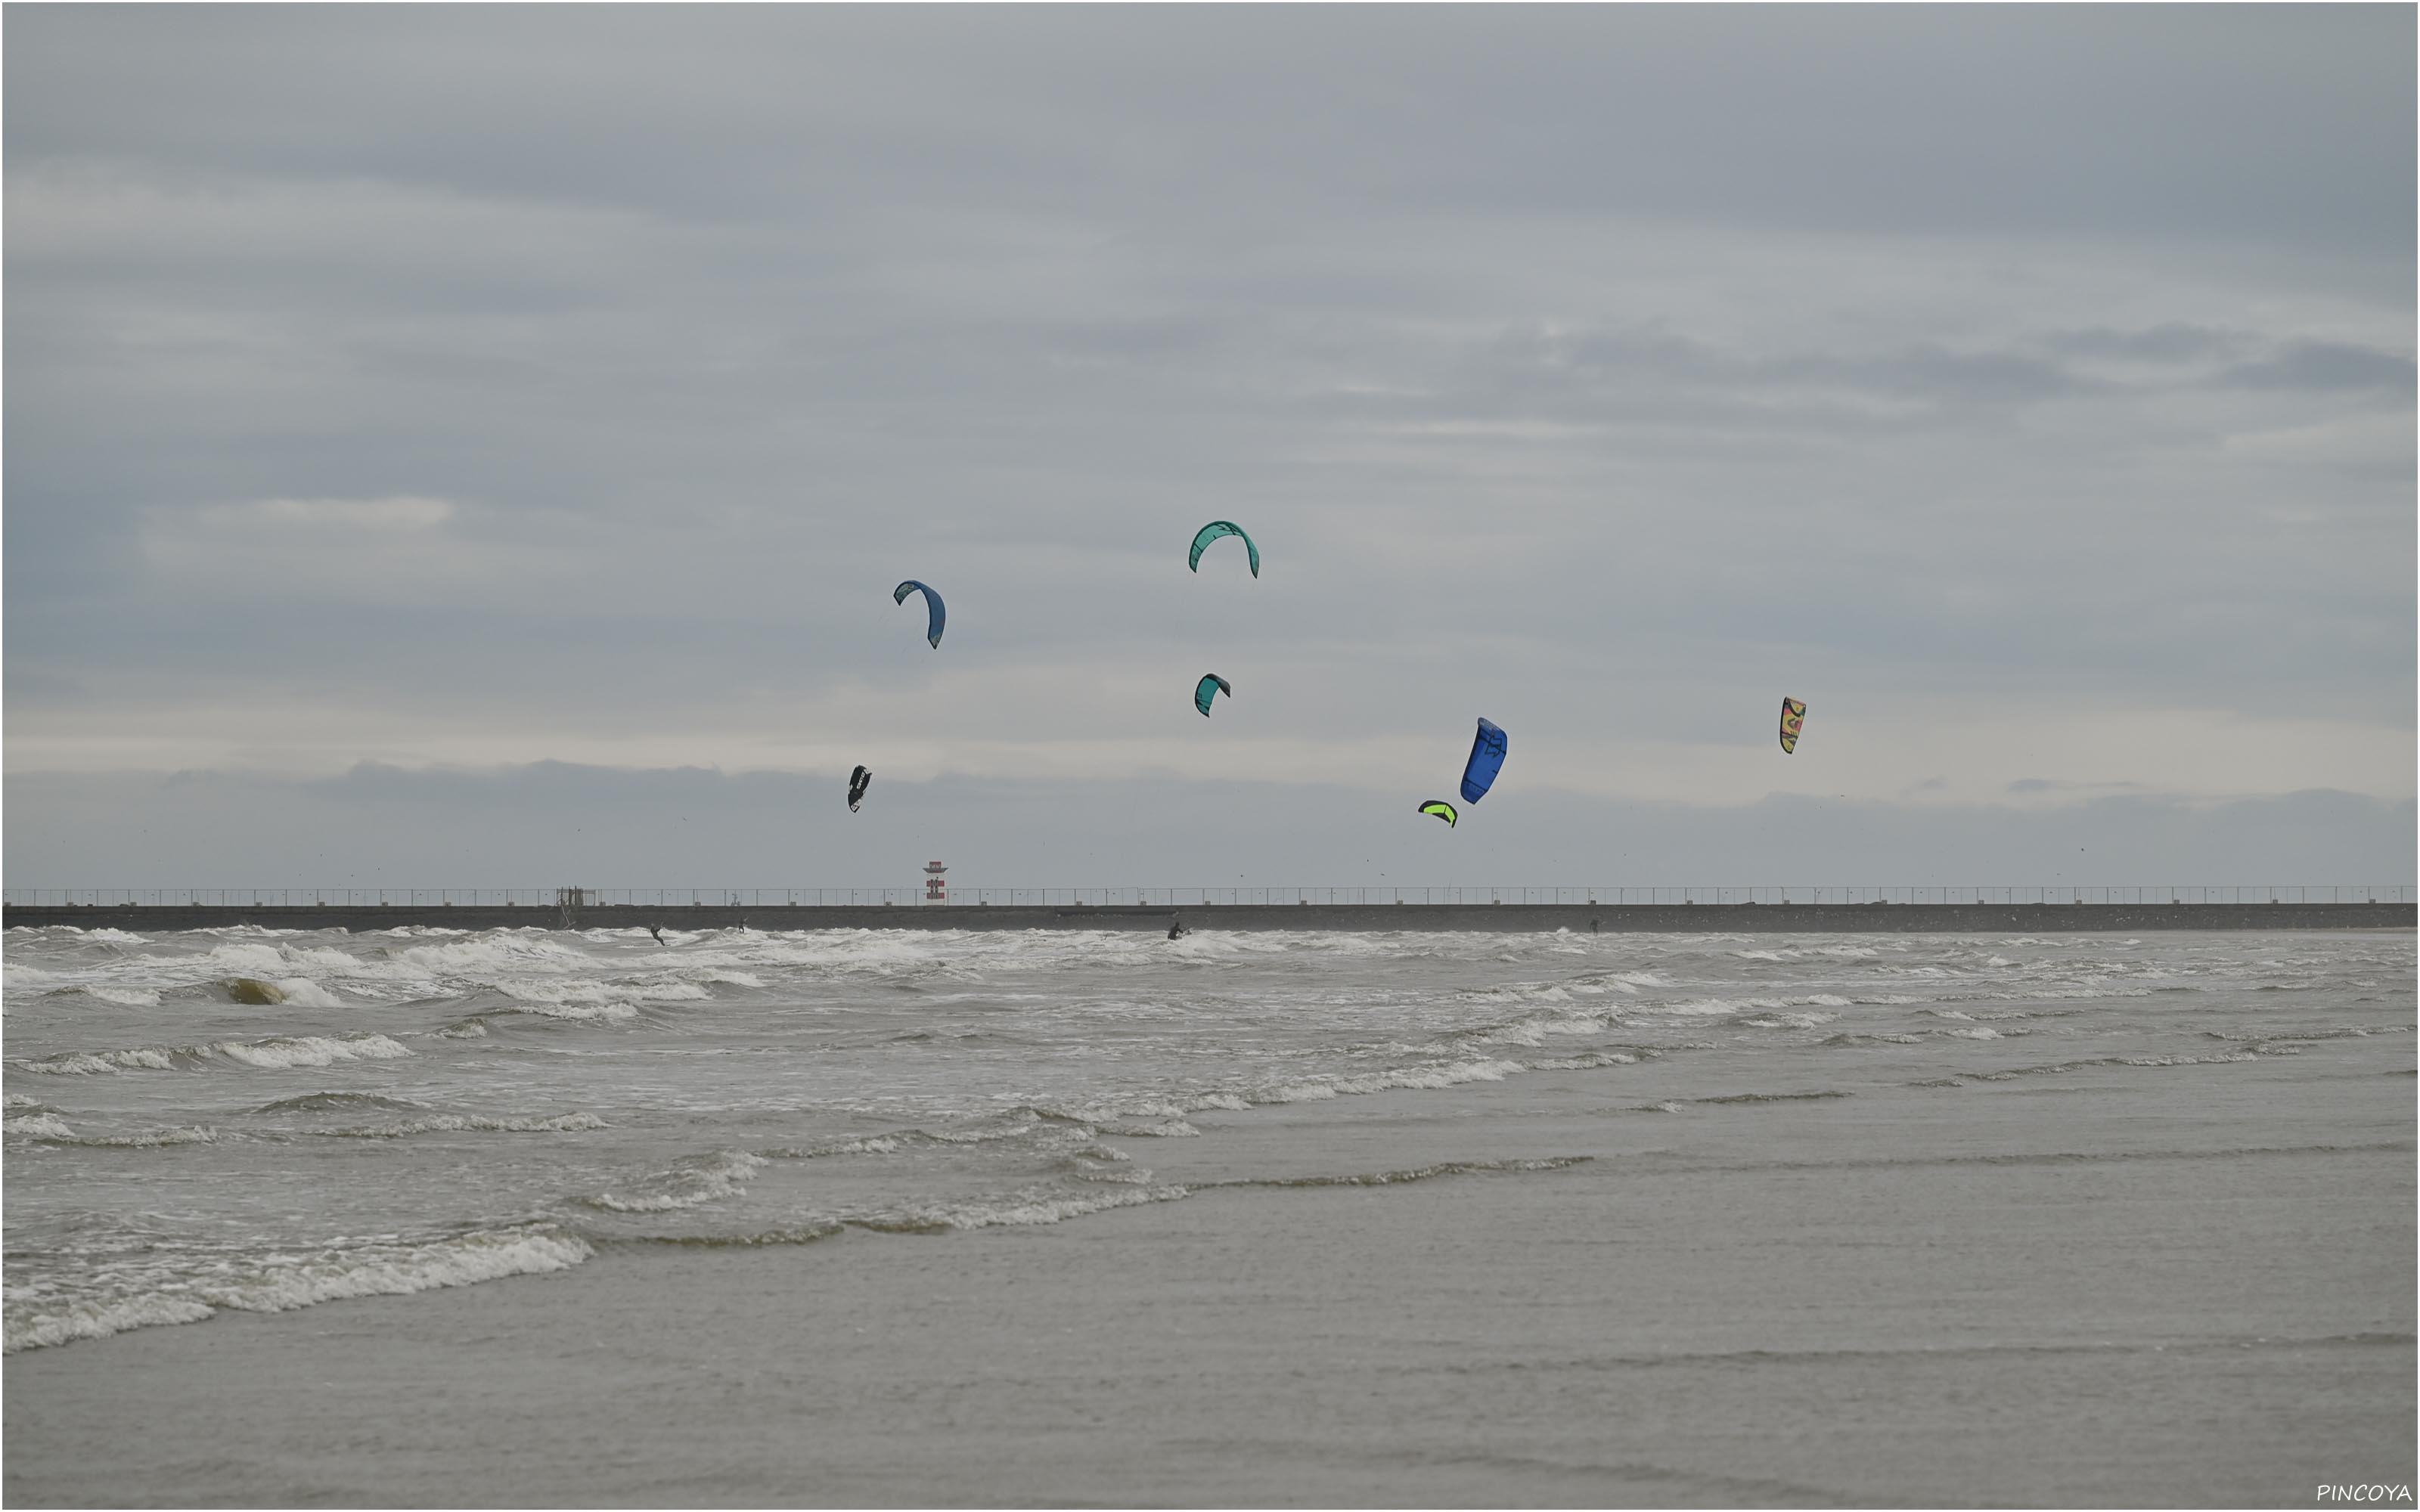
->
[5,886,2412,908]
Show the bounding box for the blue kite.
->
[892,580,945,649]
[1460,717,1508,804]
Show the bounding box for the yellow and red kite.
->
[1778,697,1807,754]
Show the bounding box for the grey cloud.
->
[2216,340,2416,393]
[2045,324,2243,363]
[1414,324,2112,428]
[1774,345,2084,406]
[5,765,2410,889]
[5,8,2411,866]
[2006,778,2149,796]
[8,8,2411,252]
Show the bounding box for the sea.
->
[5,921,2411,1365]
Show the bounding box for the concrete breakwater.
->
[5,901,2412,933]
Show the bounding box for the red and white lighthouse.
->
[923,860,947,905]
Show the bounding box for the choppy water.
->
[5,924,2411,1356]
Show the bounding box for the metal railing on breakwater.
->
[8,885,2412,909]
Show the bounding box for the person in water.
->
[1167,916,1188,940]
[648,925,666,946]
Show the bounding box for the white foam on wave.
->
[1648,994,1858,1020]
[495,973,736,1015]
[11,1033,411,1076]
[1733,945,1885,962]
[1531,1049,1640,1071]
[28,983,166,1008]
[206,940,364,976]
[1639,996,1764,1018]
[1087,1117,1200,1138]
[1739,1011,1840,1030]
[9,1047,179,1075]
[212,1034,412,1070]
[95,930,662,1009]
[4,1114,78,1140]
[389,932,597,975]
[1260,1056,1525,1104]
[62,1125,219,1147]
[690,925,1606,981]
[318,1113,608,1139]
[2,1225,593,1353]
[500,998,643,1023]
[1500,983,1573,1005]
[584,1150,768,1213]
[784,1112,1063,1159]
[1463,1005,1630,1048]
[7,925,154,944]
[265,978,345,1009]
[1538,973,1660,1005]
[5,1293,216,1352]
[2119,1052,2259,1068]
[852,1182,1189,1233]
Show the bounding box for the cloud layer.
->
[6,9,2412,881]
[8,765,2410,893]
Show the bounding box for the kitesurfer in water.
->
[1167,915,1188,940]
[648,925,666,946]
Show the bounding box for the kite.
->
[1779,697,1807,754]
[1187,522,1260,578]
[1460,718,1507,804]
[847,765,872,812]
[1417,800,1458,828]
[892,581,945,648]
[1194,673,1233,717]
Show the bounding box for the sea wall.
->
[5,902,2411,933]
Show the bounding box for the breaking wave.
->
[3,1225,592,1353]
[9,1034,412,1077]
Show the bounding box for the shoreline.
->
[8,900,2413,933]
[8,1058,2412,1507]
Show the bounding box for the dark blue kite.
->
[1460,717,1508,804]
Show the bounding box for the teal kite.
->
[892,581,945,649]
[1194,673,1233,717]
[1188,522,1260,578]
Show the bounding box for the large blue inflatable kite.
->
[1460,718,1507,804]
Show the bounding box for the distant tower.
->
[923,860,948,905]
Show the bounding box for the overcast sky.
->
[6,6,2412,888]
